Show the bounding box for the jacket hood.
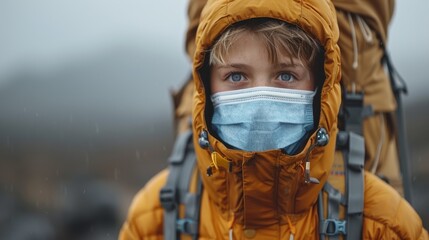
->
[191,0,341,228]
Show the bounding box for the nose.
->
[251,77,272,88]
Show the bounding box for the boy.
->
[120,0,427,239]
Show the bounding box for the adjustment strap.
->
[160,130,194,240]
[343,92,373,135]
[345,132,364,240]
[180,171,203,239]
[320,183,347,239]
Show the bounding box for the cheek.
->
[210,71,224,94]
[302,73,316,91]
[210,72,218,94]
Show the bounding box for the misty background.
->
[0,0,428,238]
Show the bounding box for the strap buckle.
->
[177,218,198,235]
[322,219,347,236]
[160,187,176,211]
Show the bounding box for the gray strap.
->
[169,130,193,164]
[318,192,326,240]
[343,92,373,136]
[384,52,413,204]
[326,182,343,240]
[320,183,347,239]
[160,130,193,240]
[331,131,365,240]
[161,167,180,240]
[182,172,203,239]
[345,132,364,240]
[177,147,196,204]
[324,183,346,205]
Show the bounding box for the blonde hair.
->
[210,19,323,71]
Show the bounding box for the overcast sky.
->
[0,0,189,83]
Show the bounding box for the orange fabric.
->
[332,0,395,45]
[119,0,427,239]
[185,0,208,60]
[335,8,396,112]
[119,171,427,239]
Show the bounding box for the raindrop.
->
[135,150,141,159]
[83,188,86,194]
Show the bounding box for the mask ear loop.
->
[304,128,329,184]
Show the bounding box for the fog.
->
[0,0,428,238]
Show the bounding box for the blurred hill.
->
[0,45,186,238]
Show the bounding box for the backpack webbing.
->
[318,131,364,240]
[317,87,367,240]
[160,130,203,240]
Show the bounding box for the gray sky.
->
[388,0,429,101]
[0,0,189,84]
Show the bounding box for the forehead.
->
[219,31,306,67]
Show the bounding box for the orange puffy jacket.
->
[120,0,428,239]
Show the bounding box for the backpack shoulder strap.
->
[342,131,365,239]
[319,130,364,240]
[160,130,202,240]
[319,89,366,240]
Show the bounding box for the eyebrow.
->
[214,63,250,69]
[276,62,303,68]
[213,62,305,70]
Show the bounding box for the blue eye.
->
[279,73,293,82]
[229,73,243,82]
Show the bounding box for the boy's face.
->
[210,31,315,94]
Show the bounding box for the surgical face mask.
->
[211,86,316,153]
